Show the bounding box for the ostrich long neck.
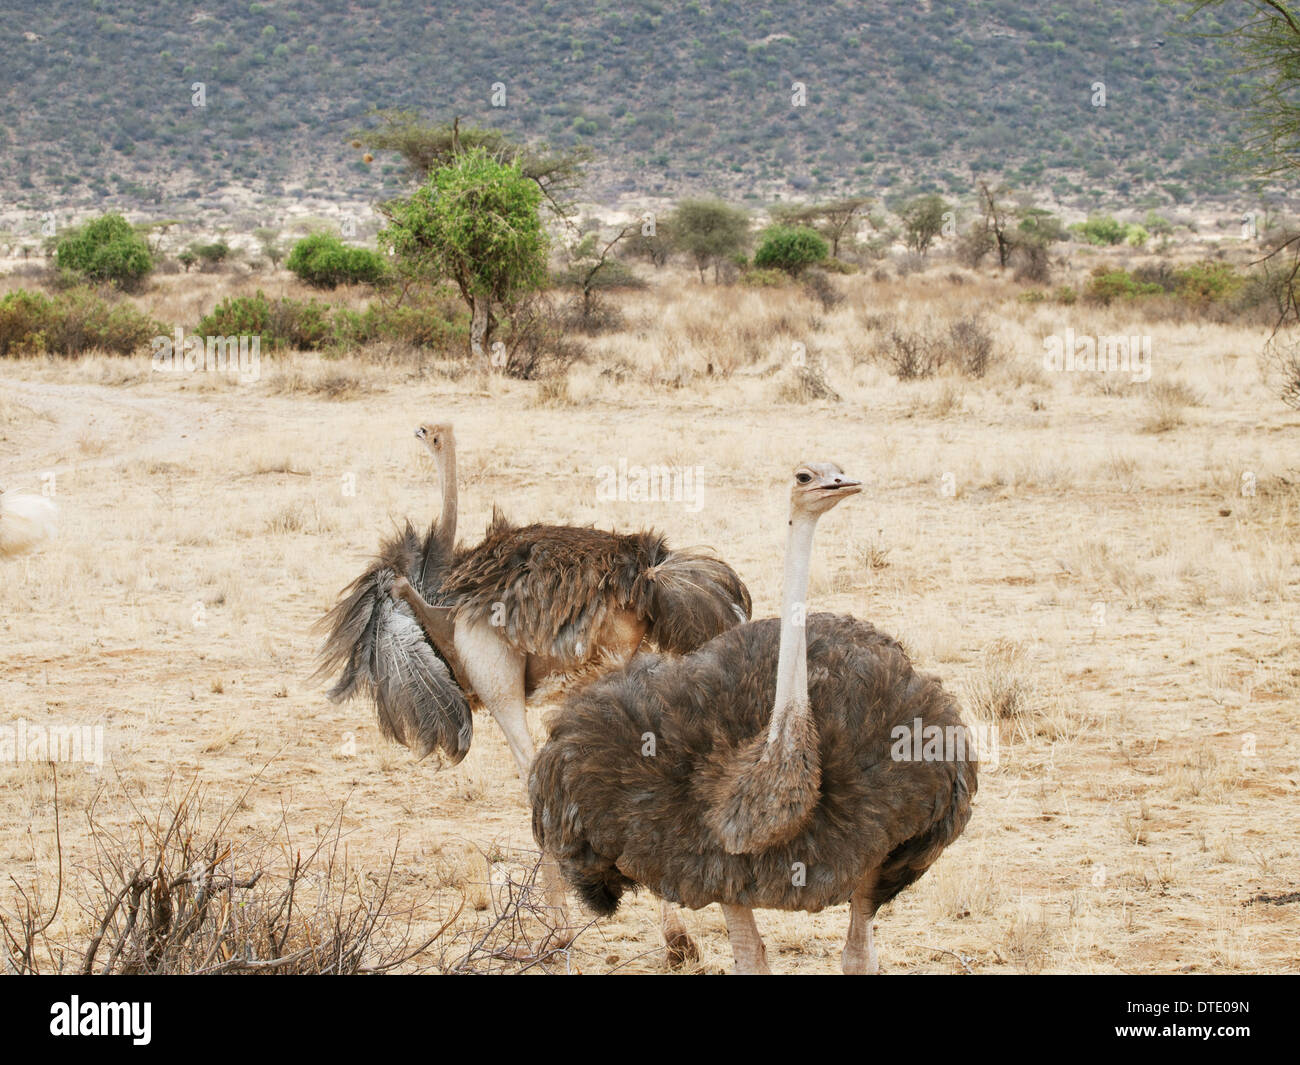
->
[436,438,458,554]
[767,508,817,746]
[706,500,824,855]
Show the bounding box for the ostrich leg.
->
[452,620,577,955]
[721,904,770,975]
[841,878,880,975]
[660,897,700,967]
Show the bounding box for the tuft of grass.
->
[965,639,1035,722]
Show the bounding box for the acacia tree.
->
[666,199,750,282]
[899,194,949,255]
[357,111,590,224]
[379,148,548,370]
[771,196,871,258]
[563,222,639,327]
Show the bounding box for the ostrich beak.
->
[828,477,862,493]
[414,426,427,440]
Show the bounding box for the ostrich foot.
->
[659,898,700,969]
[665,928,700,969]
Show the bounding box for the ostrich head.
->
[415,422,454,458]
[790,461,861,517]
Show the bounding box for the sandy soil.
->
[1,269,1298,974]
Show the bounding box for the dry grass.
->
[1,259,1297,973]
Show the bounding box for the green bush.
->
[0,286,158,357]
[331,295,468,352]
[197,290,332,351]
[287,233,389,288]
[753,226,830,275]
[1071,216,1128,247]
[740,267,789,287]
[1082,262,1248,311]
[1174,261,1244,307]
[189,241,231,268]
[1083,268,1165,305]
[55,214,153,289]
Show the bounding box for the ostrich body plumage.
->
[530,612,977,916]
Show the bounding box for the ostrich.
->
[315,424,469,762]
[0,486,57,558]
[529,461,978,974]
[316,422,753,960]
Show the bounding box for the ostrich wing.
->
[314,520,472,764]
[443,523,752,664]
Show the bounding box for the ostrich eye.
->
[796,472,812,484]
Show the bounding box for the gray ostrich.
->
[316,423,752,960]
[529,462,978,973]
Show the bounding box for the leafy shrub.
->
[197,290,332,351]
[753,225,829,275]
[332,293,468,352]
[1084,263,1247,311]
[55,214,153,289]
[287,233,388,288]
[1083,269,1165,305]
[1174,261,1244,307]
[189,241,232,269]
[1071,215,1128,246]
[740,267,788,287]
[1124,224,1150,248]
[0,286,158,357]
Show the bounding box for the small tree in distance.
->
[380,147,548,369]
[900,194,950,256]
[357,111,589,223]
[771,196,871,259]
[666,199,750,282]
[55,213,153,290]
[754,226,829,276]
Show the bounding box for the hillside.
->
[0,0,1256,214]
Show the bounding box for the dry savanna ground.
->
[1,259,1298,974]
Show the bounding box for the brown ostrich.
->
[316,422,753,960]
[529,461,978,974]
